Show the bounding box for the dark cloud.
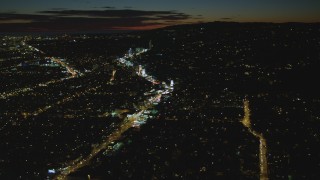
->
[0,9,197,32]
[50,8,68,11]
[0,13,52,22]
[103,6,115,9]
[0,18,161,32]
[220,17,233,20]
[156,14,191,21]
[96,6,115,9]
[37,9,187,18]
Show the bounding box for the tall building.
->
[128,48,133,56]
[149,40,153,50]
[141,69,146,77]
[138,65,142,76]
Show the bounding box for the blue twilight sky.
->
[0,0,319,32]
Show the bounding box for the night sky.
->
[0,0,319,32]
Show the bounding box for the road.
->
[15,56,81,118]
[0,57,78,100]
[54,110,143,180]
[53,48,172,179]
[51,57,78,78]
[0,46,81,131]
[242,99,268,180]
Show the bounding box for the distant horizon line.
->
[0,21,319,35]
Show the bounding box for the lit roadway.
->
[51,57,78,78]
[20,56,81,118]
[54,110,143,180]
[53,48,172,179]
[25,85,100,118]
[54,92,164,180]
[28,57,80,116]
[0,45,81,132]
[0,49,78,100]
[242,100,268,180]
